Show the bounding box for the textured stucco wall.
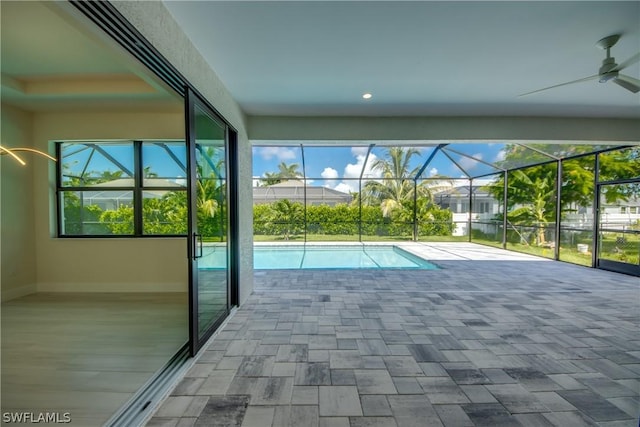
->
[112,1,254,303]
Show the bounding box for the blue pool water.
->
[201,245,439,270]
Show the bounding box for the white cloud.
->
[350,146,369,156]
[258,146,297,161]
[346,153,379,179]
[334,151,381,192]
[494,150,506,163]
[321,167,339,180]
[458,153,483,172]
[429,167,438,177]
[334,183,353,194]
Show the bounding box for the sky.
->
[252,143,511,193]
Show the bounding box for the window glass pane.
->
[61,142,134,186]
[143,190,187,235]
[142,142,187,186]
[60,191,133,235]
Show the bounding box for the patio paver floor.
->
[147,243,640,427]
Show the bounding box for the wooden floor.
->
[1,292,188,426]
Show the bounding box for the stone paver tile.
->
[195,370,235,395]
[577,376,637,398]
[273,405,319,427]
[318,386,363,416]
[145,418,179,427]
[276,344,308,362]
[462,403,524,427]
[237,356,275,377]
[556,389,632,422]
[271,362,296,377]
[354,369,398,394]
[194,395,250,427]
[446,368,490,385]
[387,394,442,426]
[418,377,470,404]
[532,391,576,412]
[309,350,330,362]
[542,411,599,426]
[349,417,398,427]
[357,339,391,356]
[318,417,350,427]
[176,419,196,427]
[224,340,260,356]
[608,396,640,418]
[384,356,423,377]
[392,377,423,394]
[292,385,319,405]
[548,374,587,390]
[434,404,474,426]
[331,369,356,385]
[407,344,446,362]
[513,413,555,427]
[460,385,499,403]
[184,363,217,378]
[360,394,392,416]
[485,383,552,413]
[250,377,294,405]
[171,377,205,396]
[295,362,331,385]
[241,406,275,427]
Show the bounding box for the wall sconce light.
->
[0,145,57,165]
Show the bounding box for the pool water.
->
[201,245,439,270]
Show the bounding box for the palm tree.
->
[361,147,435,217]
[263,162,303,185]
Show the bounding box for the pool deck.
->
[146,242,640,427]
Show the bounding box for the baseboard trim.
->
[1,284,37,302]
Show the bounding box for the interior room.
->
[1,2,189,425]
[1,1,638,426]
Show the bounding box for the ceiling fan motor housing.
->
[599,57,618,82]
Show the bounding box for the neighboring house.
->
[83,178,184,211]
[435,183,640,236]
[253,180,352,206]
[434,184,501,236]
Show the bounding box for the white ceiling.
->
[163,1,640,118]
[0,1,180,112]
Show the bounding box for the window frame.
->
[56,140,188,238]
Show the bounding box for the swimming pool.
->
[201,245,439,270]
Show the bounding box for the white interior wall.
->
[29,111,188,294]
[1,105,37,301]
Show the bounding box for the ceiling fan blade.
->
[613,74,640,93]
[613,52,640,72]
[518,75,598,97]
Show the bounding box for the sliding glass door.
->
[187,89,233,354]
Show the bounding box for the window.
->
[57,141,187,236]
[631,207,637,214]
[620,206,627,214]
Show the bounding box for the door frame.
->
[186,88,239,356]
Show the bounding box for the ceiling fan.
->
[519,34,640,97]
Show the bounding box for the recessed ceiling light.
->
[362,93,372,100]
